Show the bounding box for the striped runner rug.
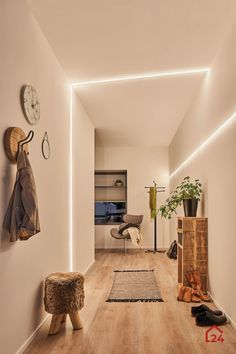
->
[106,269,163,302]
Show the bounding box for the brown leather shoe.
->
[177,286,201,303]
[193,289,211,302]
[186,271,196,289]
[183,287,192,302]
[192,271,202,291]
[191,290,201,303]
[186,271,211,302]
[177,286,186,301]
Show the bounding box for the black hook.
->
[18,130,34,153]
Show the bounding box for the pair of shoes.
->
[196,312,227,326]
[191,305,227,326]
[177,284,211,303]
[186,271,211,302]
[177,285,201,303]
[191,304,222,317]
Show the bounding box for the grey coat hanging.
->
[3,151,40,242]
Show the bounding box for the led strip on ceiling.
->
[71,67,210,87]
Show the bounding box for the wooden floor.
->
[25,250,236,354]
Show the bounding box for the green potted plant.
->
[159,176,202,219]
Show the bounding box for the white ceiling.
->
[75,74,205,146]
[30,0,236,146]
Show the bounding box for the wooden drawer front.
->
[196,232,207,247]
[183,219,196,231]
[183,260,195,275]
[196,261,208,274]
[183,248,195,261]
[196,247,208,260]
[196,220,207,232]
[183,232,195,247]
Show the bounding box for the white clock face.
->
[21,85,40,125]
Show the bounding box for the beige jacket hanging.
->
[3,151,40,242]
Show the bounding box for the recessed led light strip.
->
[69,85,73,271]
[169,111,236,179]
[71,68,210,87]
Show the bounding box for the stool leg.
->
[48,314,63,335]
[69,311,83,330]
[61,314,67,323]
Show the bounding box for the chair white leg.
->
[107,236,112,253]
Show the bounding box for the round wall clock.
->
[20,85,40,125]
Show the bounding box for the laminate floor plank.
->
[24,250,236,354]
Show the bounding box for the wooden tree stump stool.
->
[44,272,84,335]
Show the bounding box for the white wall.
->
[95,145,169,249]
[73,91,95,272]
[169,23,236,325]
[0,1,95,353]
[0,1,70,353]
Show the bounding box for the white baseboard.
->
[83,258,95,274]
[210,293,236,329]
[16,314,49,354]
[95,247,167,251]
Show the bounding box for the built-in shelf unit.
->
[95,170,127,225]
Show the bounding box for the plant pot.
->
[183,199,198,217]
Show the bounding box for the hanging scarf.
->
[149,187,157,218]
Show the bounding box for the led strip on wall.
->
[69,86,73,271]
[169,111,236,178]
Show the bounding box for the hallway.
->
[25,251,236,354]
